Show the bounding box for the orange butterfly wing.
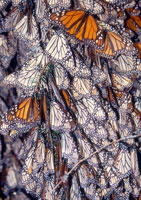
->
[131,16,141,28]
[51,10,98,42]
[60,10,84,29]
[96,32,125,56]
[7,97,40,123]
[104,32,125,56]
[126,16,141,32]
[16,97,32,121]
[33,97,40,122]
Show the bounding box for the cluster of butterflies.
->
[0,0,141,199]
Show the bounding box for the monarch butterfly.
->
[51,10,104,48]
[35,0,47,22]
[112,54,136,73]
[22,168,43,197]
[98,172,108,189]
[0,34,16,68]
[70,174,82,200]
[54,64,70,89]
[18,127,38,160]
[3,6,25,31]
[61,131,78,165]
[61,131,75,159]
[61,89,77,113]
[96,31,125,57]
[82,97,106,121]
[43,147,55,177]
[131,110,141,131]
[49,101,66,131]
[47,0,71,11]
[67,145,79,168]
[0,96,43,135]
[45,32,72,63]
[83,118,97,141]
[78,164,96,188]
[130,178,141,198]
[24,136,45,175]
[91,66,107,84]
[65,57,91,78]
[115,146,131,176]
[106,87,119,108]
[72,76,92,100]
[2,65,41,93]
[43,178,55,200]
[2,51,49,94]
[75,130,99,167]
[22,149,44,194]
[111,73,132,91]
[78,0,104,14]
[8,96,40,122]
[14,15,39,44]
[78,165,97,199]
[96,124,108,140]
[75,101,90,128]
[50,100,74,132]
[104,164,120,187]
[18,128,45,196]
[49,76,67,108]
[0,35,10,57]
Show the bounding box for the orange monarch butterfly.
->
[7,97,40,123]
[96,31,125,57]
[0,95,48,135]
[50,10,104,48]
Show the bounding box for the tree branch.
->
[53,133,141,191]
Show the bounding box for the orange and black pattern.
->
[0,0,140,200]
